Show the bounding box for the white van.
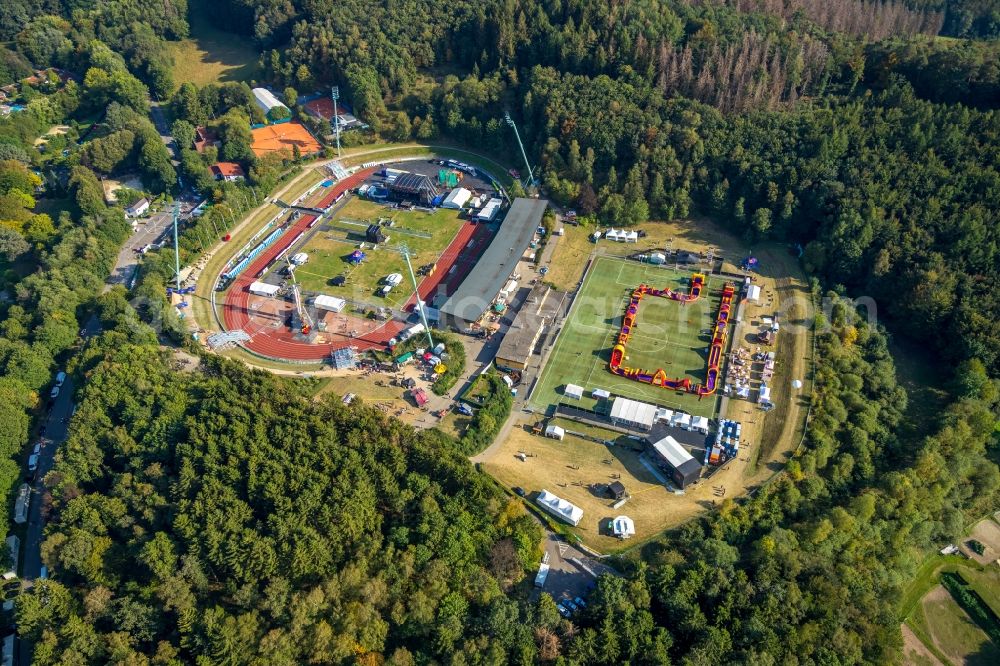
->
[290,252,309,266]
[378,285,393,297]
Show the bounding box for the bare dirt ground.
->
[962,518,1000,564]
[483,420,761,552]
[901,623,944,666]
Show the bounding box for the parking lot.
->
[107,195,201,290]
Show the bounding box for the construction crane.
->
[285,257,314,335]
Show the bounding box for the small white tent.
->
[442,187,472,209]
[314,295,346,312]
[545,425,565,440]
[612,515,635,539]
[249,281,280,297]
[691,415,710,434]
[564,384,584,400]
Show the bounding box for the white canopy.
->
[612,515,635,539]
[249,281,280,297]
[674,412,692,429]
[610,397,657,429]
[442,187,471,209]
[649,252,666,264]
[691,415,710,433]
[564,383,584,400]
[314,294,346,312]
[591,388,611,400]
[537,489,583,526]
[625,231,638,242]
[747,284,761,302]
[605,228,621,241]
[759,386,772,403]
[545,425,565,440]
[385,273,403,286]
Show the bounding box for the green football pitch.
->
[532,256,728,418]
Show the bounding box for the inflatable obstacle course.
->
[609,273,734,397]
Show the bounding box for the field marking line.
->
[585,291,628,389]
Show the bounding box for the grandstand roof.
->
[438,198,548,324]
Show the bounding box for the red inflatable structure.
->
[609,273,734,397]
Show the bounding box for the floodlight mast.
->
[331,86,342,159]
[504,111,535,190]
[396,243,435,348]
[172,202,181,292]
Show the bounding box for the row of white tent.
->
[604,228,639,243]
[654,408,710,434]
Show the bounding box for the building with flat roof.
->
[494,284,566,371]
[437,198,548,328]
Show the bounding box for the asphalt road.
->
[107,197,201,290]
[17,316,100,664]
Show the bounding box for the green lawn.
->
[908,586,1000,666]
[531,256,730,417]
[169,5,261,89]
[291,197,465,309]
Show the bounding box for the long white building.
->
[252,87,288,116]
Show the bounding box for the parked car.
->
[32,442,41,456]
[563,599,579,612]
[27,454,38,473]
[556,604,571,618]
[55,371,66,386]
[513,487,526,497]
[574,596,587,608]
[39,566,48,580]
[49,386,60,399]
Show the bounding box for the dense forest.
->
[18,315,542,663]
[0,0,998,663]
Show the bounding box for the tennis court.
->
[531,256,728,417]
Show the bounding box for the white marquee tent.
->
[537,490,583,526]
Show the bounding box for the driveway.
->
[537,531,617,606]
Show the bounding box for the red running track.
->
[222,167,496,361]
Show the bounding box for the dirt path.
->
[901,623,944,666]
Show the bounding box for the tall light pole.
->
[331,86,342,159]
[171,202,182,293]
[504,111,535,190]
[397,243,434,348]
